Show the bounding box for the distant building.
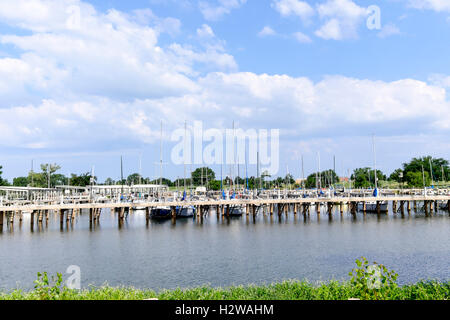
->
[340,177,349,183]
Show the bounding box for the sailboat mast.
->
[139,154,142,185]
[301,155,305,193]
[372,134,378,191]
[120,156,124,198]
[159,121,163,198]
[429,158,434,186]
[184,120,187,191]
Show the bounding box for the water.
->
[0,207,449,291]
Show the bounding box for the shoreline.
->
[1,279,448,300]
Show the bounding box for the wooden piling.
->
[414,201,417,212]
[393,201,397,213]
[0,211,3,226]
[145,207,150,223]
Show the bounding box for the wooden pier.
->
[0,194,449,230]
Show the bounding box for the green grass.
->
[1,258,448,300]
[1,280,448,301]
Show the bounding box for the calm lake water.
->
[0,206,449,291]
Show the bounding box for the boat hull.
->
[357,202,388,213]
[176,206,195,218]
[150,208,172,220]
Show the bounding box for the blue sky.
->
[0,0,449,182]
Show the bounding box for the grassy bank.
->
[1,280,449,300]
[1,258,448,300]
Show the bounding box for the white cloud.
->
[199,0,247,21]
[315,0,367,40]
[377,23,401,38]
[272,0,315,22]
[258,26,277,37]
[197,24,215,38]
[407,0,450,12]
[293,31,312,43]
[0,0,239,104]
[0,0,449,166]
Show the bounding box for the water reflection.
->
[0,206,449,291]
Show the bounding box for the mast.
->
[233,120,236,193]
[120,156,124,199]
[31,159,34,187]
[318,152,321,190]
[257,151,260,190]
[139,154,142,185]
[333,155,336,187]
[372,134,378,191]
[301,155,305,194]
[184,120,187,191]
[429,158,434,187]
[159,121,163,198]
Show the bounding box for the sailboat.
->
[150,121,172,220]
[358,135,388,213]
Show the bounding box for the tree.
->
[104,178,115,185]
[191,167,215,186]
[150,178,173,187]
[40,164,62,188]
[351,168,386,188]
[305,170,340,188]
[70,172,96,187]
[127,173,142,185]
[389,169,403,182]
[13,177,29,187]
[208,180,221,191]
[406,171,430,188]
[0,165,9,186]
[389,156,449,185]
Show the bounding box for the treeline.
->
[0,156,448,189]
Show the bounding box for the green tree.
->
[150,178,173,187]
[104,178,115,185]
[70,172,96,187]
[13,176,29,187]
[39,164,62,188]
[406,171,431,188]
[0,165,9,186]
[208,180,221,191]
[126,173,142,185]
[305,170,340,188]
[389,156,449,185]
[28,171,47,188]
[351,168,386,188]
[388,168,403,182]
[191,167,215,186]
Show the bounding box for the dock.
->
[0,193,449,230]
